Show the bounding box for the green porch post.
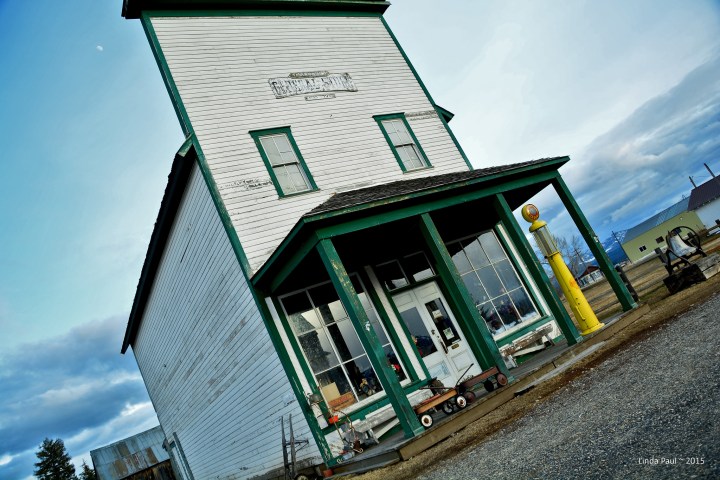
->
[551,175,637,311]
[493,194,582,345]
[316,239,424,438]
[418,213,511,379]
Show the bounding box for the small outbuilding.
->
[90,426,176,480]
[688,175,720,230]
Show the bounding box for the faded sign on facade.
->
[269,73,357,98]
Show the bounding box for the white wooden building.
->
[120,1,636,478]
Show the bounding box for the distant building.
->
[577,265,603,287]
[688,176,720,229]
[621,198,704,263]
[90,426,175,480]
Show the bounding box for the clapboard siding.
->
[151,15,470,274]
[132,165,321,480]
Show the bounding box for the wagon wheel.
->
[419,413,433,428]
[455,395,467,409]
[294,475,311,480]
[464,391,476,403]
[496,373,508,386]
[441,401,454,415]
[484,379,495,392]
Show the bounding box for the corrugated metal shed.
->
[624,198,690,242]
[90,426,170,480]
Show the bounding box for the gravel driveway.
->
[416,292,720,480]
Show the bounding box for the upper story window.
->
[374,114,431,172]
[250,127,317,197]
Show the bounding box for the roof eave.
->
[122,136,196,354]
[123,0,390,19]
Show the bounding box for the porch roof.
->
[252,156,569,292]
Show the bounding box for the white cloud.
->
[0,454,13,466]
[96,45,104,52]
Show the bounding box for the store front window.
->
[279,277,406,412]
[447,231,540,335]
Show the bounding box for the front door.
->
[393,282,482,387]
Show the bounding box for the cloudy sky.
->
[0,0,718,478]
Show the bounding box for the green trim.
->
[380,17,473,170]
[141,13,191,136]
[493,315,554,348]
[129,5,388,20]
[250,127,318,198]
[378,273,438,296]
[358,270,421,383]
[434,104,455,123]
[193,136,333,461]
[317,239,424,438]
[492,193,581,345]
[550,175,637,312]
[374,113,432,172]
[418,214,511,379]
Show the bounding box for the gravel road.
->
[416,291,720,480]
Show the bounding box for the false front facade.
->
[121,1,635,478]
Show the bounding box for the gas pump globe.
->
[521,204,604,336]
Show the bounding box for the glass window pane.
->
[479,301,505,335]
[393,120,413,144]
[298,328,339,373]
[273,166,294,193]
[398,145,423,169]
[384,345,406,382]
[274,134,294,158]
[288,164,309,191]
[383,120,401,145]
[401,252,434,282]
[450,244,473,275]
[260,136,282,165]
[328,320,364,361]
[462,272,490,306]
[495,259,521,290]
[345,355,382,400]
[493,294,520,328]
[375,261,408,290]
[509,289,539,322]
[463,238,490,269]
[398,307,437,358]
[479,232,507,263]
[282,292,321,335]
[309,283,347,324]
[317,366,356,410]
[425,299,459,347]
[478,265,505,298]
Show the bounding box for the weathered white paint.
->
[696,199,720,228]
[132,164,321,480]
[150,15,471,274]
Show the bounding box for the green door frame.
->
[551,175,637,311]
[418,213,512,380]
[317,239,425,438]
[493,193,582,345]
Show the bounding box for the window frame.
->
[374,113,431,172]
[250,126,318,198]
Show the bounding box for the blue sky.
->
[0,0,718,478]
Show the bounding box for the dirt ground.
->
[353,260,720,480]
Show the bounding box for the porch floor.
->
[329,309,640,478]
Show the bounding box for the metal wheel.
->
[419,413,433,428]
[455,395,467,409]
[484,379,495,392]
[295,475,311,480]
[464,391,476,403]
[496,373,508,386]
[441,401,454,415]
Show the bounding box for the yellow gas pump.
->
[521,204,604,335]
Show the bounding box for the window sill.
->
[278,188,321,199]
[402,166,434,174]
